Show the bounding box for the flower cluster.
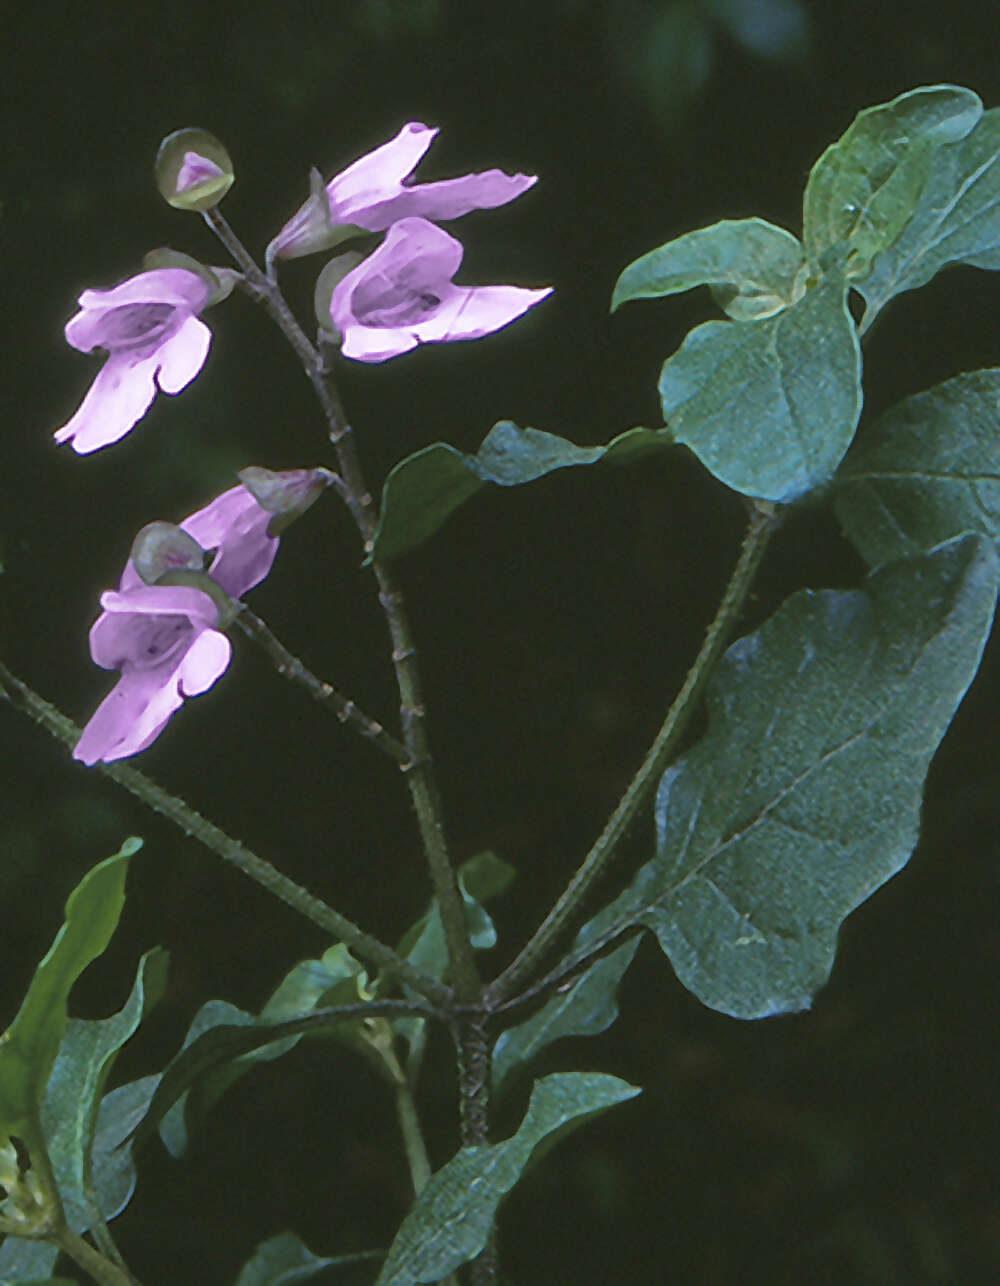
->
[73,483,280,765]
[55,123,547,762]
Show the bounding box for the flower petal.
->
[73,664,186,765]
[54,352,160,453]
[414,284,553,344]
[328,122,438,221]
[74,268,208,318]
[354,171,537,232]
[155,316,212,394]
[178,628,231,695]
[181,485,279,596]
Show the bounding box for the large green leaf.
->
[371,423,668,562]
[579,535,998,1019]
[803,85,981,280]
[0,840,142,1139]
[835,370,1000,567]
[42,948,167,1234]
[491,937,640,1097]
[612,218,805,320]
[657,273,862,501]
[234,1231,382,1285]
[376,1072,640,1285]
[856,105,1000,326]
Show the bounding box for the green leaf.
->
[372,422,671,562]
[148,977,383,1159]
[612,218,805,320]
[835,370,1000,567]
[400,853,515,980]
[803,84,981,279]
[491,937,640,1098]
[856,104,1000,325]
[657,273,862,501]
[579,535,998,1019]
[234,1231,382,1285]
[376,1073,640,1285]
[0,839,141,1139]
[0,1237,60,1281]
[42,949,167,1234]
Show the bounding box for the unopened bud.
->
[156,128,234,212]
[131,522,209,585]
[238,466,335,535]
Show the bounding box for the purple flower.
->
[74,484,279,765]
[267,121,537,265]
[328,217,552,362]
[54,268,211,454]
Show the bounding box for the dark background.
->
[4,2,1000,1282]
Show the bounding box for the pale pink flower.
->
[329,217,551,362]
[54,268,211,454]
[74,484,279,765]
[267,122,536,265]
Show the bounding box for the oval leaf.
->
[580,535,998,1018]
[856,105,1000,325]
[657,274,862,501]
[376,1072,640,1285]
[612,218,805,320]
[803,84,982,278]
[835,369,1000,567]
[372,423,670,562]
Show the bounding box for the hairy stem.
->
[203,207,479,1003]
[232,601,410,764]
[0,662,449,1008]
[488,502,778,1005]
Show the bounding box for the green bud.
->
[130,522,209,585]
[156,127,234,212]
[314,251,366,341]
[238,466,335,535]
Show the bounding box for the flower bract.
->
[328,217,551,362]
[74,484,279,764]
[54,268,211,454]
[267,121,537,266]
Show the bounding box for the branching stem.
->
[0,662,450,1008]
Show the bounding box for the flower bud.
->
[314,252,366,341]
[130,522,209,585]
[237,466,335,535]
[156,128,234,211]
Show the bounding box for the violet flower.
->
[54,268,211,454]
[328,217,552,362]
[74,484,279,765]
[267,121,537,266]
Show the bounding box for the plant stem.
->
[487,501,778,1005]
[232,601,410,764]
[395,1081,433,1196]
[0,662,450,1008]
[203,207,479,1004]
[53,1228,141,1286]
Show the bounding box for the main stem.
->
[202,213,479,1001]
[488,502,778,1005]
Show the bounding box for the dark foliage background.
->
[3,2,1000,1282]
